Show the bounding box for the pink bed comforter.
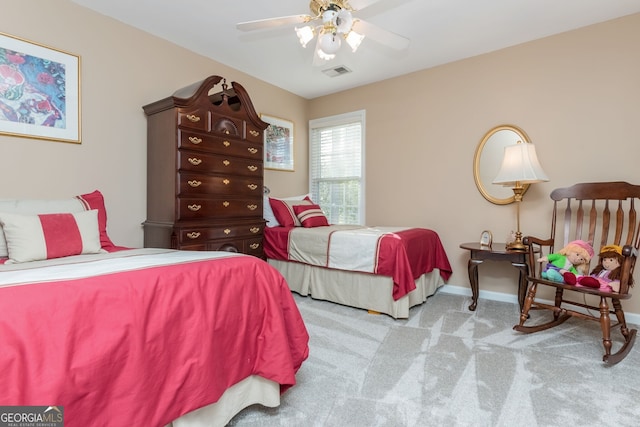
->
[264,226,452,300]
[0,249,309,427]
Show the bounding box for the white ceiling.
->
[71,0,640,99]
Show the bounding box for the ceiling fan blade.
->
[352,19,410,50]
[236,15,312,32]
[347,0,386,11]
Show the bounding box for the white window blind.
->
[309,110,365,225]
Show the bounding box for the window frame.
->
[308,110,366,225]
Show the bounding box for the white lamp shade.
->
[493,143,549,185]
[321,9,338,25]
[345,31,365,52]
[319,32,341,54]
[336,9,353,33]
[316,47,336,61]
[295,26,314,48]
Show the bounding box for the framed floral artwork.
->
[261,114,294,171]
[0,32,81,143]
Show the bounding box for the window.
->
[309,110,365,225]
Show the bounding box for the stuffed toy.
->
[538,240,594,283]
[563,244,632,292]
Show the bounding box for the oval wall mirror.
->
[473,124,532,205]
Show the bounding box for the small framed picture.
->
[261,114,294,171]
[480,230,493,247]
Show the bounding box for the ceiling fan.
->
[236,0,410,63]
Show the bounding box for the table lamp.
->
[493,142,549,251]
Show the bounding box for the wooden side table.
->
[459,242,531,312]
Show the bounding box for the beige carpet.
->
[229,291,640,426]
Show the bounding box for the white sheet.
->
[330,226,410,271]
[288,225,410,273]
[0,248,240,287]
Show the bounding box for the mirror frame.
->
[473,124,531,205]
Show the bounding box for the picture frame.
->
[261,114,294,171]
[480,230,493,247]
[0,32,81,144]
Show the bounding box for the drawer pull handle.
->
[186,114,201,123]
[248,147,258,154]
[247,165,258,172]
[224,229,231,235]
[247,184,257,190]
[189,136,202,144]
[223,201,230,207]
[249,130,259,137]
[223,140,230,147]
[223,160,230,166]
[250,227,260,234]
[188,157,202,166]
[250,243,260,250]
[223,179,230,185]
[247,204,258,211]
[188,180,202,187]
[188,204,201,211]
[186,232,201,239]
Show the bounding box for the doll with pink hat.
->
[538,240,594,283]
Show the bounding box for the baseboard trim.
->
[439,284,640,326]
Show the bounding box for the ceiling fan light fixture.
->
[318,31,341,54]
[345,30,364,52]
[295,25,315,48]
[240,0,411,65]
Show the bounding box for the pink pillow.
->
[0,210,102,263]
[293,204,329,228]
[76,190,116,250]
[269,197,312,227]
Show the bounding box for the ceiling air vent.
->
[322,65,352,77]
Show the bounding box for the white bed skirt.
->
[268,259,444,319]
[167,375,280,427]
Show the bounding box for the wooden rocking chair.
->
[514,181,640,364]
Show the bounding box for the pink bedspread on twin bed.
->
[264,225,452,300]
[0,249,309,427]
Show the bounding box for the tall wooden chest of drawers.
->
[142,75,268,257]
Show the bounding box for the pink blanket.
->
[0,250,309,426]
[264,226,452,300]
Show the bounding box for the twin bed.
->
[0,192,309,427]
[263,195,453,319]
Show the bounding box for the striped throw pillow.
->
[293,204,329,228]
[0,210,102,264]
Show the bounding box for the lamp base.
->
[506,241,528,251]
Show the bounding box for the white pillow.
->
[0,210,102,263]
[264,195,280,227]
[264,193,311,228]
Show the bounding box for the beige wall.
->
[2,2,639,314]
[309,13,640,312]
